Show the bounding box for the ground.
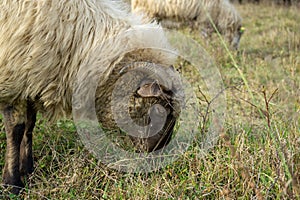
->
[0,2,299,199]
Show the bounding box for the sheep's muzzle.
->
[128,78,180,152]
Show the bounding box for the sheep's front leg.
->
[20,101,36,176]
[2,105,26,194]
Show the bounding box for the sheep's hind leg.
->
[2,104,26,194]
[20,101,36,176]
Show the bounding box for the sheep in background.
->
[0,0,182,194]
[234,0,293,6]
[132,0,245,49]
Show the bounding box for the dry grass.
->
[1,3,299,199]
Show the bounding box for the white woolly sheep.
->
[132,0,244,49]
[0,0,182,194]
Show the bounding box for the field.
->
[1,2,299,199]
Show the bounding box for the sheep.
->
[0,0,182,194]
[131,0,244,49]
[234,0,294,6]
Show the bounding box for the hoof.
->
[2,177,25,195]
[9,186,24,195]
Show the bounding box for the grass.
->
[1,3,299,199]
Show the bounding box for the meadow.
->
[1,2,299,199]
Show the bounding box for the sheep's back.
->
[132,0,202,20]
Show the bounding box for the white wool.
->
[0,0,176,120]
[131,0,243,47]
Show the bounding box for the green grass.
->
[1,3,300,199]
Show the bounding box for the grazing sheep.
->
[132,0,244,49]
[0,0,181,194]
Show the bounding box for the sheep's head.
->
[96,62,183,153]
[230,25,245,50]
[127,76,181,152]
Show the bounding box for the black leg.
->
[20,101,36,176]
[2,105,26,194]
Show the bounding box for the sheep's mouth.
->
[132,112,176,152]
[128,91,178,152]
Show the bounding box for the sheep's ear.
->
[137,81,162,97]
